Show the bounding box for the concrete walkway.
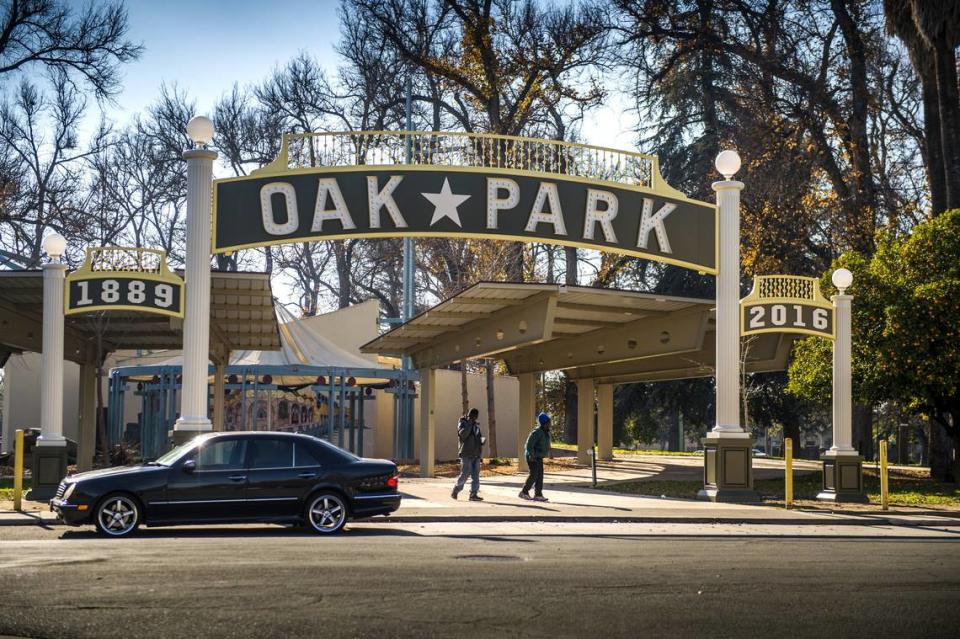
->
[2,454,956,530]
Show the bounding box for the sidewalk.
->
[2,455,957,530]
[392,476,960,529]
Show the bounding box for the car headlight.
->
[63,483,77,501]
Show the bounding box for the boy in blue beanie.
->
[519,412,551,501]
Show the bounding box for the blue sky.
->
[100,0,633,150]
[103,0,341,127]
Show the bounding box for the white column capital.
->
[183,148,218,162]
[711,180,745,192]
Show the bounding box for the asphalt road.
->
[1,523,958,639]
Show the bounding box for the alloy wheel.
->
[307,494,347,534]
[96,495,139,537]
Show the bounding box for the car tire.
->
[94,493,141,538]
[305,492,348,534]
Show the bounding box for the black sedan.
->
[49,432,401,536]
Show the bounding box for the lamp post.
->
[817,267,867,501]
[32,232,69,499]
[697,150,759,502]
[173,116,218,442]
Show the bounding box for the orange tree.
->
[788,211,960,482]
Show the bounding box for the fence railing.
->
[255,130,665,191]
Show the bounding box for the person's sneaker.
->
[451,489,459,500]
[518,491,532,500]
[532,495,549,502]
[469,494,484,501]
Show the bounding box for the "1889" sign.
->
[65,275,183,317]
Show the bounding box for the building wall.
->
[409,369,519,463]
[2,352,81,452]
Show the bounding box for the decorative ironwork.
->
[254,130,676,193]
[88,247,164,274]
[756,275,818,302]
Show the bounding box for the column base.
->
[168,429,210,446]
[698,433,760,503]
[27,442,69,500]
[817,451,867,503]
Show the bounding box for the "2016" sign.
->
[66,276,183,317]
[741,302,833,338]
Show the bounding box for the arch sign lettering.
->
[65,247,184,318]
[740,275,834,339]
[211,131,718,273]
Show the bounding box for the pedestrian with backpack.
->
[519,412,552,502]
[451,408,485,501]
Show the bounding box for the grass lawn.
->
[604,466,960,510]
[0,476,32,501]
[550,442,703,457]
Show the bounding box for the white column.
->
[597,384,613,461]
[418,368,436,478]
[830,293,856,453]
[711,176,747,436]
[576,378,595,465]
[517,373,534,472]
[174,147,218,433]
[37,261,67,446]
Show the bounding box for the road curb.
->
[377,514,959,527]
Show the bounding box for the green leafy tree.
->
[789,211,960,481]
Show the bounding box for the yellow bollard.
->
[13,429,24,512]
[784,437,793,509]
[880,439,889,511]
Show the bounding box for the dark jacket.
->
[457,417,483,458]
[524,426,551,459]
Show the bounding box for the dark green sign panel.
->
[213,169,717,273]
[741,302,833,339]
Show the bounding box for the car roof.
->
[201,431,312,439]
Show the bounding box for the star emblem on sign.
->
[421,177,471,227]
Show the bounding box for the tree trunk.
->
[933,40,960,209]
[485,360,497,457]
[94,332,110,464]
[783,418,801,458]
[564,247,577,285]
[929,415,953,482]
[918,60,948,215]
[853,403,874,460]
[460,363,469,417]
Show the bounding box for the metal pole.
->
[880,439,889,511]
[13,429,23,511]
[401,78,416,460]
[785,437,793,509]
[358,393,365,456]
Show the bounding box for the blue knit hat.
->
[537,412,551,426]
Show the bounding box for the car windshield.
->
[153,439,202,466]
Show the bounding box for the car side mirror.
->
[182,459,196,474]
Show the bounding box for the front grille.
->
[55,482,66,499]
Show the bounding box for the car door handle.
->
[297,472,317,479]
[228,475,246,482]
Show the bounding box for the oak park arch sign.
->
[171,127,755,501]
[211,131,718,274]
